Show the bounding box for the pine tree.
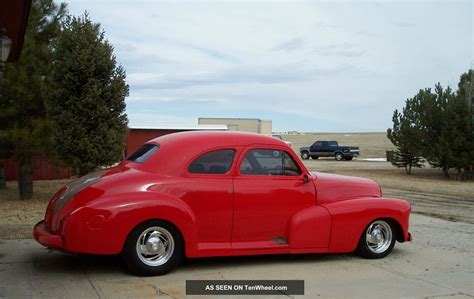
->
[403,81,473,180]
[417,84,454,177]
[46,14,128,176]
[411,84,466,178]
[0,0,66,199]
[454,69,474,180]
[387,99,424,174]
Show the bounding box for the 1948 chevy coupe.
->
[34,131,412,276]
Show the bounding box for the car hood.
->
[312,172,381,205]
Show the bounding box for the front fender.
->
[323,197,411,253]
[287,205,331,249]
[61,192,199,256]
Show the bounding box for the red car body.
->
[34,131,411,264]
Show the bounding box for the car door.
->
[310,141,322,156]
[181,148,237,255]
[232,146,316,250]
[320,141,330,157]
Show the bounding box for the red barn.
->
[2,157,71,181]
[125,125,228,156]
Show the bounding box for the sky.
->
[68,0,473,132]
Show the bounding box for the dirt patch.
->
[0,180,71,239]
[383,188,473,224]
[304,159,474,223]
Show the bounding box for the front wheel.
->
[301,151,309,160]
[122,220,183,276]
[357,219,396,259]
[335,152,344,161]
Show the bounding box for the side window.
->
[313,141,321,147]
[329,141,338,147]
[321,141,329,148]
[240,149,301,176]
[188,149,236,174]
[283,152,302,176]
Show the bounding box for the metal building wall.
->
[2,157,71,181]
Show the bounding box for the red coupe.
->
[34,131,412,275]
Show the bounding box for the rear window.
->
[127,144,159,163]
[188,149,236,174]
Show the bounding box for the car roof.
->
[130,131,292,175]
[148,130,286,148]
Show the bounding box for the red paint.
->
[34,131,411,258]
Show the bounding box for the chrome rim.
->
[136,226,175,266]
[365,220,392,254]
[303,152,309,159]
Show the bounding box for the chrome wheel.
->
[365,220,392,254]
[136,226,175,266]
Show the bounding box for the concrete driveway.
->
[0,214,472,298]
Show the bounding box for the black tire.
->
[345,156,353,161]
[301,151,310,160]
[357,219,396,259]
[335,152,344,161]
[311,156,319,160]
[122,220,183,276]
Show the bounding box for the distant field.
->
[281,132,395,158]
[302,160,474,224]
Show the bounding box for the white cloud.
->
[68,0,473,131]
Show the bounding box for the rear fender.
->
[323,197,411,253]
[62,192,199,256]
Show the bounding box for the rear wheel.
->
[301,151,309,160]
[335,152,344,161]
[357,219,396,259]
[122,220,183,276]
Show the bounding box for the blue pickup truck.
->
[300,140,360,161]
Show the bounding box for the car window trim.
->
[126,143,160,164]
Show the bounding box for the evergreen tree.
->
[387,99,424,174]
[46,14,128,176]
[454,69,474,180]
[410,84,469,178]
[402,81,472,179]
[414,84,454,177]
[0,0,66,199]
